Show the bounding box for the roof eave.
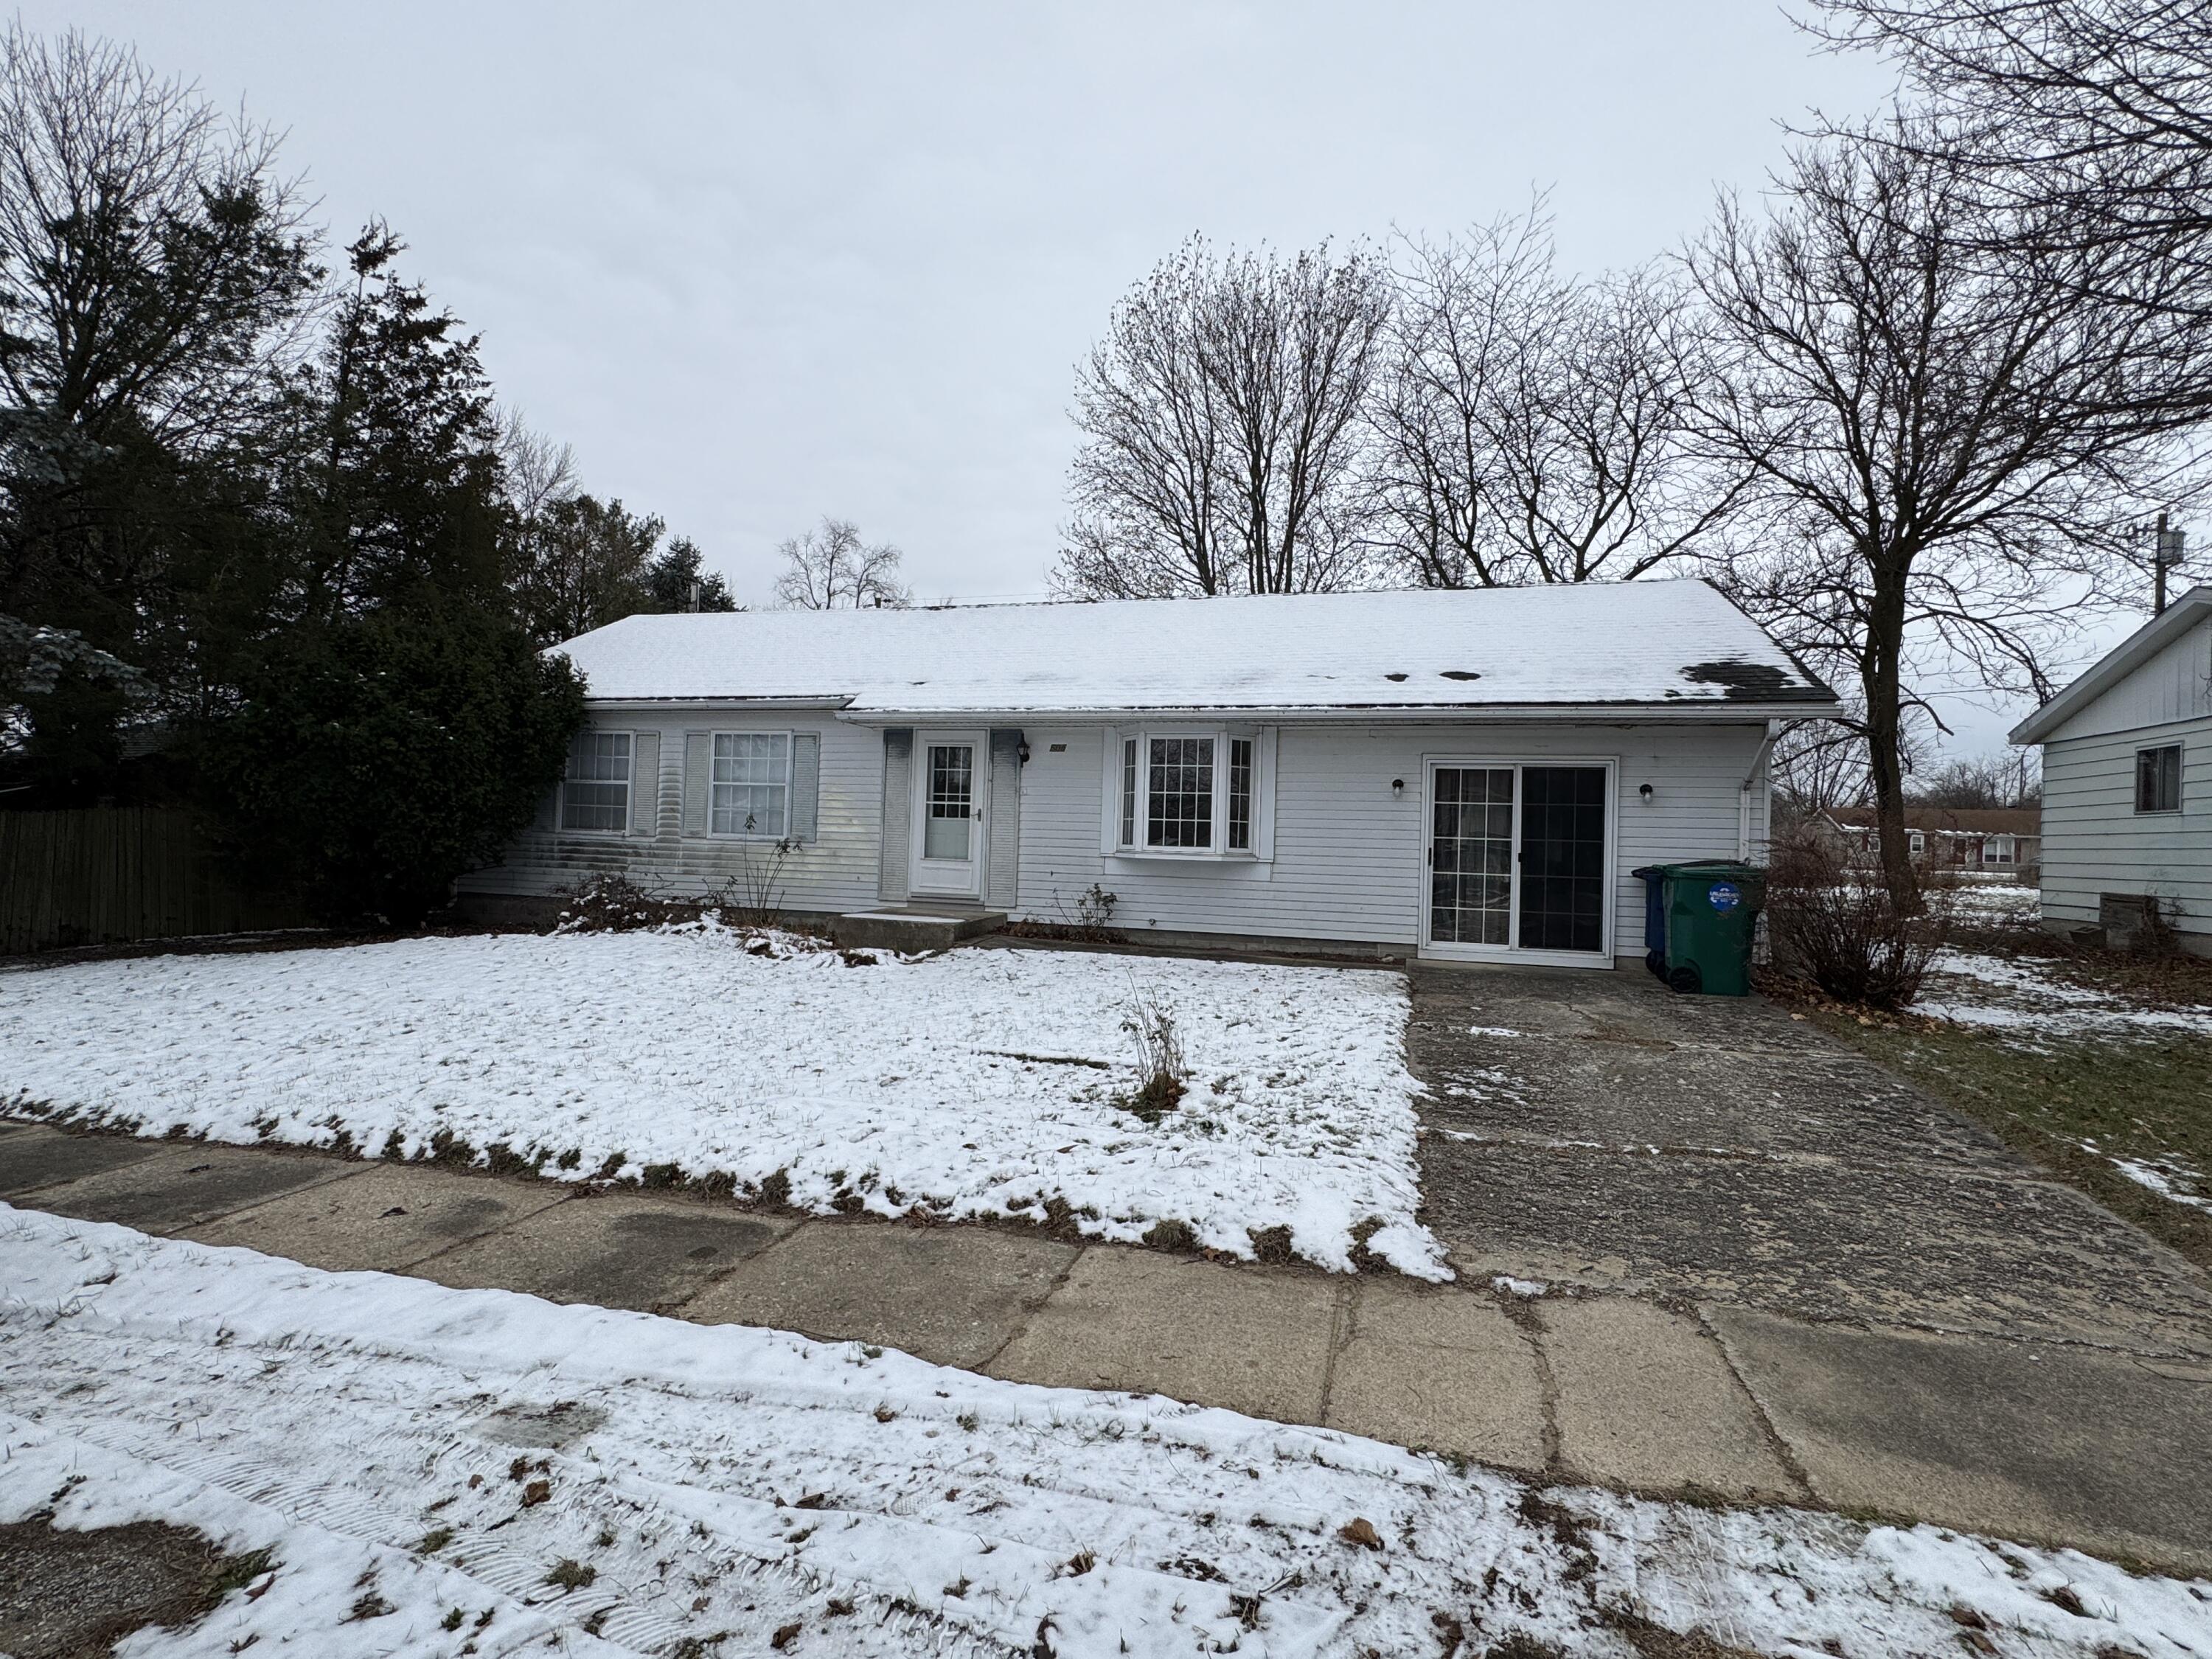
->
[2010,586,2212,744]
[828,698,1841,725]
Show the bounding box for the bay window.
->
[1113,727,1266,857]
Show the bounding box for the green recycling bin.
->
[1650,860,1765,997]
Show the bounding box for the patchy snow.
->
[550,580,1832,714]
[4,1209,2207,1659]
[1917,950,2212,1041]
[1947,882,2043,923]
[0,928,1444,1277]
[2111,1156,2212,1214]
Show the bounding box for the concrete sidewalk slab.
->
[417,1192,794,1312]
[182,1163,569,1273]
[0,1127,172,1197]
[1324,1279,1546,1472]
[14,1142,352,1233]
[988,1250,1339,1424]
[1537,1294,1801,1503]
[1711,1304,2212,1575]
[681,1222,1077,1368]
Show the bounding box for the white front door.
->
[911,732,987,899]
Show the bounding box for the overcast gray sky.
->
[44,1,2102,756]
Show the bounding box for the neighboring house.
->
[1816,806,2042,876]
[2011,584,2212,956]
[456,580,1837,969]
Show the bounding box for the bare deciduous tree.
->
[1691,121,2208,906]
[1804,0,2212,263]
[1056,237,1390,599]
[0,24,315,451]
[1372,209,1749,588]
[774,517,911,609]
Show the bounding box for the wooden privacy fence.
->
[0,807,307,956]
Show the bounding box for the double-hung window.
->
[712,732,792,837]
[2136,744,2183,813]
[561,731,631,832]
[1980,835,2015,866]
[1114,728,1262,856]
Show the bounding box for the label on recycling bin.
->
[1707,881,1742,912]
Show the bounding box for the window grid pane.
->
[1516,765,1607,953]
[711,732,790,837]
[1147,737,1213,849]
[923,743,973,861]
[1428,766,1514,945]
[1226,738,1253,851]
[562,731,630,832]
[1119,739,1137,847]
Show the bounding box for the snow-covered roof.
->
[552,579,1837,719]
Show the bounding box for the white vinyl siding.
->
[711,732,791,838]
[2039,714,2211,946]
[1023,720,1769,953]
[560,731,631,832]
[461,709,883,917]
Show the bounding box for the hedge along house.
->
[2010,584,2212,955]
[456,580,1837,967]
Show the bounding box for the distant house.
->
[2011,584,2211,955]
[1817,805,2041,876]
[457,580,1837,968]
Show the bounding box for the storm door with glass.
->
[1425,762,1611,962]
[911,733,985,897]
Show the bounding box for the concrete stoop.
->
[832,907,1006,953]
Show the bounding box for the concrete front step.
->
[832,908,1006,952]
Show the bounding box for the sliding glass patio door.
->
[1425,762,1612,962]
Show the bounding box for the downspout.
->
[1739,722,1786,861]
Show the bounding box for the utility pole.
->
[2153,512,2186,615]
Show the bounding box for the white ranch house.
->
[457,580,1837,967]
[2011,583,2212,956]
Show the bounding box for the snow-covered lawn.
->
[4,1210,2205,1659]
[0,927,1442,1276]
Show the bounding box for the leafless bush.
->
[1765,832,1953,1010]
[728,838,800,926]
[554,874,691,932]
[1117,984,1188,1123]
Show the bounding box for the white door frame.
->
[1418,755,1618,969]
[909,730,988,900]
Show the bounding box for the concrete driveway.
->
[1409,960,2212,1569]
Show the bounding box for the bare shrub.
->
[552,873,689,932]
[1765,832,1952,1011]
[1117,984,1188,1123]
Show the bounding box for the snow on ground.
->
[1916,950,2212,1041]
[4,1208,2207,1659]
[1945,882,2042,924]
[0,927,1443,1276]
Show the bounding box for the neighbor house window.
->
[1908,830,1925,856]
[1981,835,2015,866]
[1227,737,1254,851]
[1115,728,1264,855]
[2136,744,2183,813]
[561,731,632,832]
[711,732,791,836]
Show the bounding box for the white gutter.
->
[1738,722,1787,860]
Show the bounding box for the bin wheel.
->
[1644,949,1666,978]
[1666,964,1703,995]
